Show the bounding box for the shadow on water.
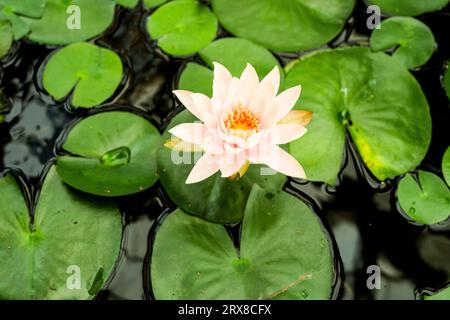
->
[0,3,449,300]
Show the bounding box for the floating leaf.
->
[115,0,139,7]
[366,0,449,16]
[442,146,450,187]
[444,64,450,100]
[43,42,123,108]
[0,0,46,18]
[178,38,284,96]
[397,171,450,225]
[25,0,116,45]
[158,110,286,223]
[151,185,335,299]
[211,0,355,52]
[144,0,168,8]
[423,286,450,300]
[0,21,13,59]
[285,47,431,184]
[147,0,218,56]
[370,17,435,69]
[57,111,161,197]
[0,166,122,299]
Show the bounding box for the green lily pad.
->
[285,47,431,184]
[397,171,450,225]
[0,166,122,299]
[56,111,161,197]
[151,185,335,299]
[366,0,449,16]
[147,0,218,56]
[158,110,286,224]
[211,0,355,52]
[442,147,450,187]
[444,64,450,100]
[370,17,435,70]
[0,21,13,59]
[178,38,284,96]
[0,0,46,18]
[144,0,168,8]
[43,42,123,108]
[25,0,116,45]
[423,286,450,300]
[115,0,139,7]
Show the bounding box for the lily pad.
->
[397,171,450,225]
[43,42,123,108]
[285,47,431,184]
[442,147,450,187]
[444,64,450,100]
[211,0,355,52]
[115,0,139,7]
[366,0,449,16]
[151,185,335,299]
[25,0,116,45]
[0,166,122,299]
[423,286,450,300]
[147,0,218,56]
[370,17,435,70]
[144,0,168,8]
[0,0,45,40]
[56,111,161,197]
[158,110,286,224]
[0,21,13,59]
[178,38,284,97]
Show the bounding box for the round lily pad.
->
[0,166,122,299]
[285,47,431,184]
[147,0,218,56]
[25,0,116,45]
[397,171,450,225]
[0,21,13,59]
[158,110,286,224]
[56,111,162,197]
[178,38,284,97]
[43,42,123,108]
[370,17,435,70]
[211,0,356,52]
[366,0,449,16]
[442,147,450,187]
[151,185,335,299]
[423,286,450,300]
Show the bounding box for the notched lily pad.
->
[397,171,450,225]
[56,111,162,197]
[285,47,431,184]
[43,42,124,108]
[366,0,449,16]
[151,185,335,299]
[147,0,218,56]
[25,0,116,45]
[178,37,284,96]
[0,166,122,299]
[157,110,286,224]
[211,0,356,52]
[370,17,436,70]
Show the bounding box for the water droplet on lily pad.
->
[100,146,131,168]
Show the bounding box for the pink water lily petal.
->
[260,66,280,96]
[190,93,216,129]
[222,77,242,114]
[172,90,203,121]
[219,151,246,177]
[201,133,224,155]
[169,123,206,145]
[248,145,306,179]
[213,62,232,102]
[274,85,302,122]
[266,124,307,145]
[250,81,275,120]
[238,64,259,107]
[186,153,220,184]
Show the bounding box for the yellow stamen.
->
[224,106,260,133]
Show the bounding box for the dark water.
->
[0,3,449,300]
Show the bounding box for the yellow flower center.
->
[224,107,260,136]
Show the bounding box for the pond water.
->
[0,3,449,300]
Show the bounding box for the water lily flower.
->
[167,62,312,184]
